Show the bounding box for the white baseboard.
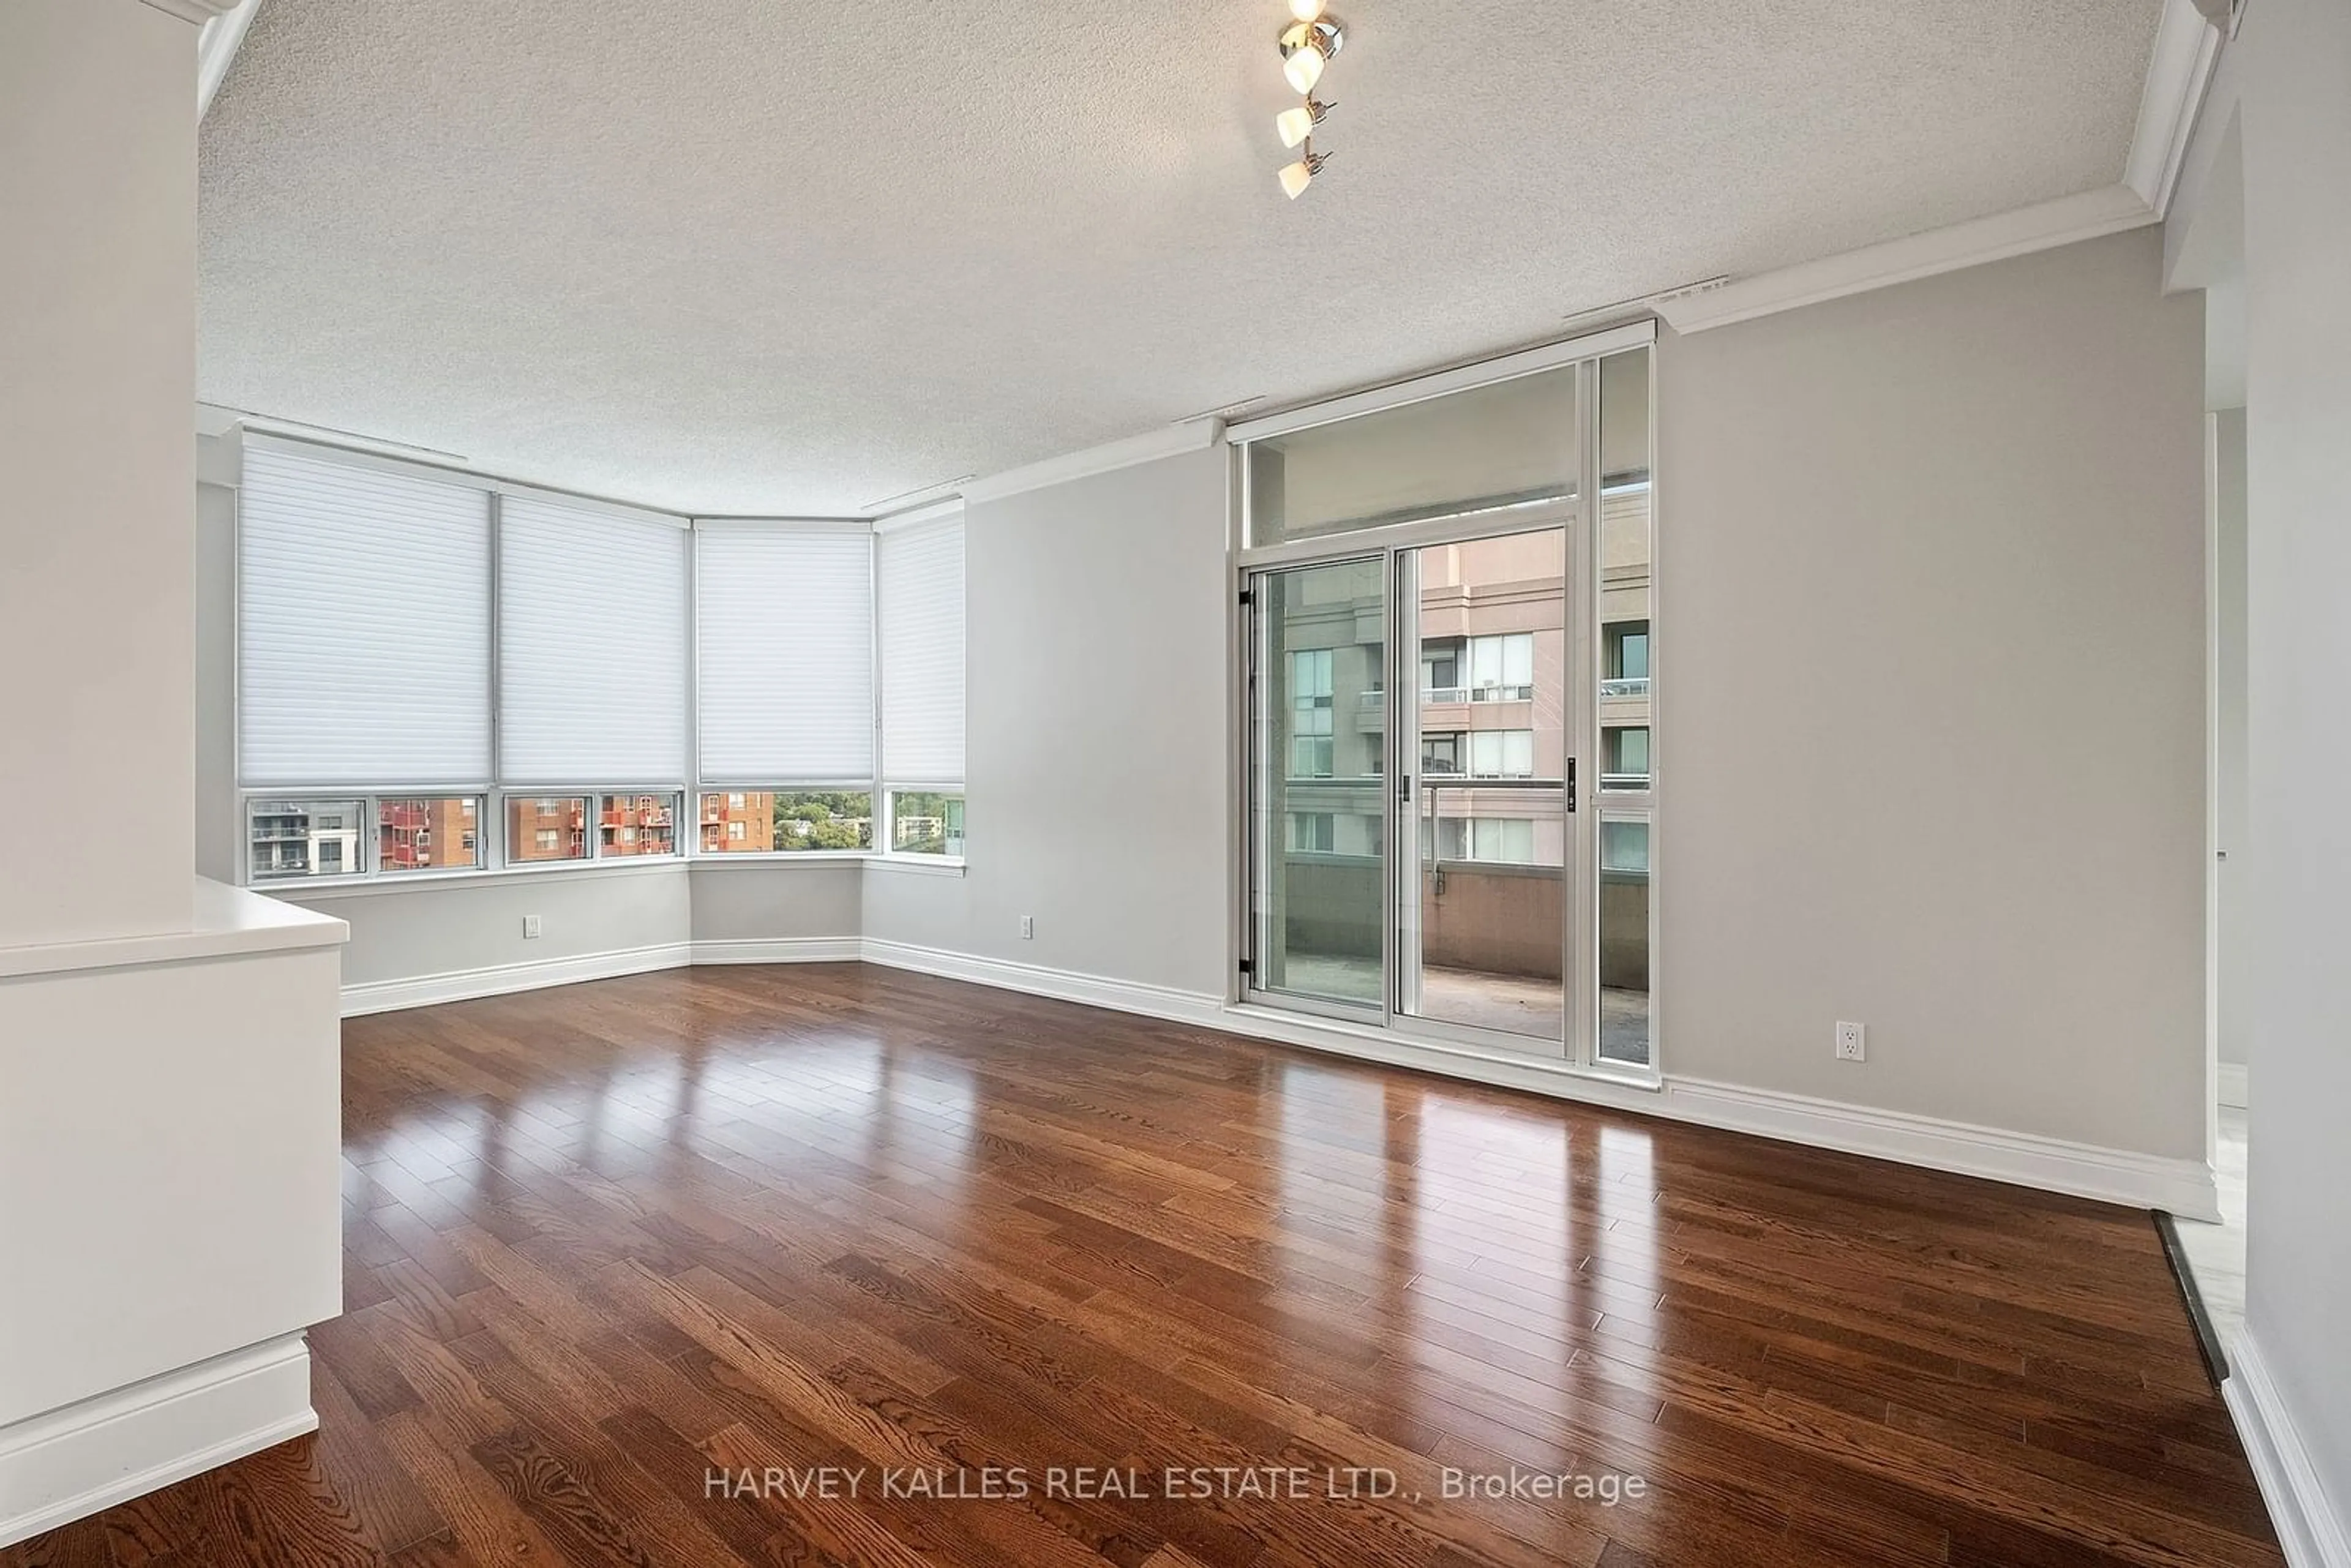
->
[2225,1331,2351,1568]
[0,1333,316,1550]
[2220,1060,2250,1109]
[1663,1075,2218,1220]
[341,942,694,1016]
[332,936,2218,1218]
[691,938,863,966]
[858,939,1228,1029]
[861,942,2216,1219]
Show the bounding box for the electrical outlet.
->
[1834,1020,1866,1062]
[1019,915,1035,940]
[523,915,542,940]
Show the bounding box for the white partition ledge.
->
[0,877,347,980]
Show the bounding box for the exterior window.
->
[599,793,680,857]
[1287,812,1336,853]
[1471,817,1537,865]
[249,797,366,881]
[771,792,873,852]
[380,797,484,874]
[1423,640,1463,697]
[697,792,871,853]
[1467,729,1535,778]
[1605,621,1651,683]
[1603,726,1651,786]
[1436,816,1535,864]
[1467,634,1534,699]
[1289,649,1334,778]
[890,792,965,857]
[1602,819,1651,875]
[1421,732,1462,774]
[506,796,588,865]
[700,792,774,852]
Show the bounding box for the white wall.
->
[2237,0,2351,1528]
[0,0,197,946]
[863,446,1233,997]
[2213,408,2249,1074]
[1660,230,2207,1160]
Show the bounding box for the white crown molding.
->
[196,0,258,117]
[871,497,965,534]
[960,419,1223,508]
[1655,184,2162,336]
[137,0,242,23]
[2126,0,2227,217]
[2224,1330,2351,1568]
[0,1333,315,1549]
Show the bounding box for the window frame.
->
[228,433,919,888]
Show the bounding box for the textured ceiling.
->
[198,0,2163,514]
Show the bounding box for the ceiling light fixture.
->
[1273,9,1346,197]
[1275,98,1330,149]
[1278,152,1329,200]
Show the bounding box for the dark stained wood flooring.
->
[4,964,2282,1567]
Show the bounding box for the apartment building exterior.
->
[699,790,776,853]
[380,797,480,871]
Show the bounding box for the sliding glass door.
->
[1397,527,1572,1047]
[1237,329,1657,1076]
[1249,558,1388,1011]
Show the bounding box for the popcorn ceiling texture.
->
[198,0,2162,515]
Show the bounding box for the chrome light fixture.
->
[1275,98,1329,149]
[1275,9,1345,197]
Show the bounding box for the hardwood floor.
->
[4,964,2281,1567]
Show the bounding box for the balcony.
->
[1601,677,1650,700]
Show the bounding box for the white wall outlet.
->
[523,915,542,940]
[1019,915,1035,940]
[1834,1020,1866,1061]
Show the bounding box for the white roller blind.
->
[696,525,874,783]
[239,443,492,787]
[879,517,966,784]
[498,493,689,784]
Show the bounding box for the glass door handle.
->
[1565,757,1577,812]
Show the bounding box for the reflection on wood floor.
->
[3,964,2281,1567]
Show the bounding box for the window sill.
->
[257,857,689,899]
[689,852,877,870]
[866,855,967,878]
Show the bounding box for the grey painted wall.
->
[690,864,863,943]
[2239,0,2351,1518]
[1659,230,2207,1159]
[285,867,691,989]
[861,445,1234,998]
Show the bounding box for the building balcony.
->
[1600,677,1650,699]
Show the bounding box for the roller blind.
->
[879,516,967,784]
[239,443,492,787]
[696,525,873,784]
[498,493,689,784]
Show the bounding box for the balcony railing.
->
[1601,677,1651,699]
[1600,771,1652,791]
[1421,683,1535,705]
